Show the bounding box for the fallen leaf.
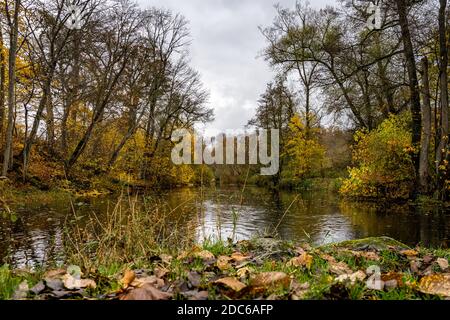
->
[12,281,29,300]
[62,274,96,290]
[181,290,209,300]
[350,251,380,261]
[231,252,251,263]
[187,271,202,287]
[361,251,379,260]
[266,293,283,300]
[294,246,306,256]
[30,281,46,295]
[154,266,169,279]
[48,290,78,299]
[423,255,434,264]
[250,272,290,291]
[287,253,313,269]
[43,269,66,279]
[329,261,353,276]
[290,280,310,300]
[436,258,449,271]
[120,270,136,289]
[381,272,404,287]
[194,250,215,261]
[418,274,450,297]
[44,278,64,291]
[335,270,366,285]
[410,260,421,274]
[177,251,189,260]
[160,254,173,265]
[320,254,336,263]
[400,249,419,257]
[120,283,172,300]
[236,267,252,279]
[423,265,434,276]
[217,256,232,271]
[214,277,246,292]
[384,280,398,290]
[131,276,164,288]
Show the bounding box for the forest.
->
[0,0,449,302]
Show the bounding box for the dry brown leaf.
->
[400,249,419,257]
[290,280,310,300]
[177,251,189,261]
[62,274,96,290]
[154,266,169,278]
[187,271,202,287]
[160,254,173,265]
[294,246,306,256]
[217,256,233,271]
[329,261,353,275]
[231,252,251,263]
[410,260,421,274]
[13,281,29,300]
[182,290,209,300]
[250,272,290,290]
[320,254,336,263]
[215,277,247,292]
[436,258,449,271]
[384,280,398,290]
[381,272,404,286]
[418,274,450,297]
[120,283,172,300]
[287,253,313,269]
[236,267,252,279]
[320,253,353,274]
[194,250,215,260]
[131,276,164,289]
[349,251,380,261]
[43,269,66,279]
[335,271,366,285]
[120,270,136,289]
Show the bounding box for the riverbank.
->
[1,237,449,300]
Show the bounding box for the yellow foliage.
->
[284,114,328,179]
[340,113,414,199]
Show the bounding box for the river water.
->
[1,186,449,268]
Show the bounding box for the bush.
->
[340,113,414,200]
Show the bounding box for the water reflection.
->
[1,186,449,269]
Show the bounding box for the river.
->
[1,186,449,269]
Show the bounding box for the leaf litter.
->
[6,237,450,300]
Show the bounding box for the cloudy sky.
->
[137,0,336,136]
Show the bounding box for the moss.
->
[321,236,411,252]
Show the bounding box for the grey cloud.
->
[137,0,336,136]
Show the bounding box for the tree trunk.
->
[419,57,431,193]
[0,27,6,142]
[436,0,449,198]
[62,32,81,155]
[65,109,102,173]
[108,126,136,168]
[2,0,20,176]
[46,90,55,149]
[22,78,52,174]
[395,0,422,197]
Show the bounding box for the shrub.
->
[340,113,414,200]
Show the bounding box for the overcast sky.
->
[137,0,336,136]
